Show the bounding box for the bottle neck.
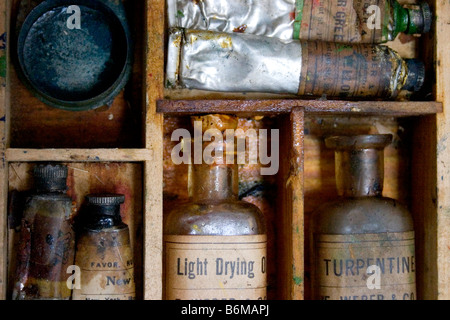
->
[190,163,238,202]
[335,148,384,198]
[84,204,123,230]
[189,138,238,202]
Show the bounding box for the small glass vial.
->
[310,135,416,300]
[164,114,267,300]
[72,194,135,300]
[12,164,76,300]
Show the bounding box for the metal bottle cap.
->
[407,2,432,34]
[86,193,125,206]
[33,164,68,191]
[403,59,425,92]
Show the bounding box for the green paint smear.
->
[0,55,5,78]
[293,275,303,285]
[176,10,185,18]
[293,0,304,39]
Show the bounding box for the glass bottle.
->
[164,114,267,300]
[12,164,76,300]
[72,194,135,300]
[310,135,416,300]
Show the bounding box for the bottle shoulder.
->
[311,196,414,234]
[164,199,266,236]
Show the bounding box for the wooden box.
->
[0,0,448,300]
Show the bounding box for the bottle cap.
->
[33,164,68,179]
[86,193,125,206]
[403,59,425,92]
[33,164,68,191]
[407,3,432,34]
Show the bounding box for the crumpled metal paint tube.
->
[166,29,424,99]
[167,0,431,44]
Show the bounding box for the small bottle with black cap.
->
[12,164,76,300]
[72,193,135,300]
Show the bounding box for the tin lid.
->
[15,0,132,111]
[33,164,68,191]
[86,193,125,206]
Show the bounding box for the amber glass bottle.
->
[310,135,416,300]
[164,114,267,300]
[72,194,135,300]
[12,164,76,300]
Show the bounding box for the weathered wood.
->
[144,0,165,300]
[157,99,443,117]
[277,109,305,299]
[0,0,8,301]
[434,0,450,300]
[6,148,153,162]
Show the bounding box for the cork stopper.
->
[33,164,68,192]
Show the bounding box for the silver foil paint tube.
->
[166,29,425,99]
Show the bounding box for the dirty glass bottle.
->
[310,135,416,300]
[164,114,267,300]
[12,164,76,300]
[72,194,135,300]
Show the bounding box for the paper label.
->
[297,0,390,43]
[314,231,416,300]
[298,41,394,98]
[73,230,135,300]
[165,235,267,300]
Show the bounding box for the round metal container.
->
[16,0,132,111]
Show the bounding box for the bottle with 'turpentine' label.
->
[310,135,416,300]
[72,194,135,300]
[164,114,267,300]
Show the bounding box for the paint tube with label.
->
[166,29,425,99]
[167,0,431,44]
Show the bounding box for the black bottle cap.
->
[403,59,425,92]
[33,164,68,191]
[86,193,125,207]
